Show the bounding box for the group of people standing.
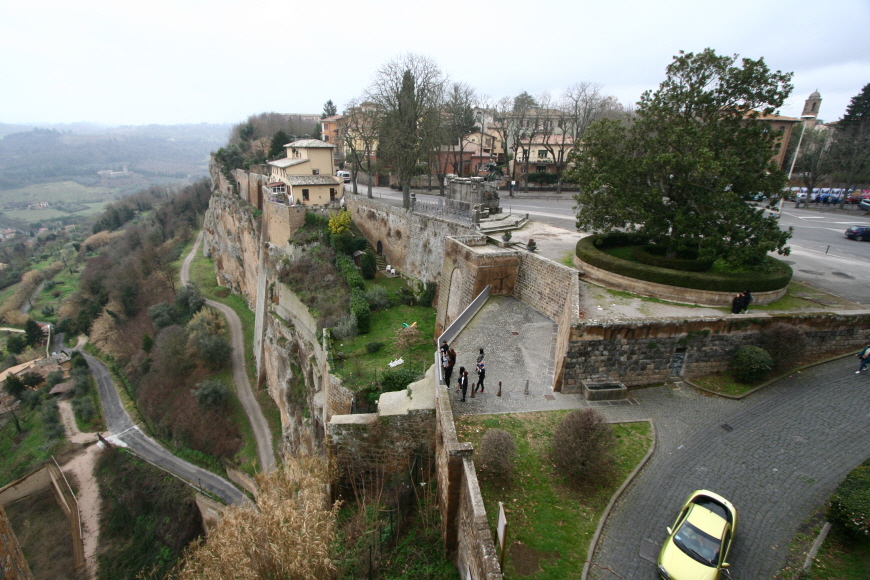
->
[440,341,486,402]
[730,290,754,314]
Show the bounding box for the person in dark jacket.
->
[457,367,469,402]
[731,293,743,314]
[741,290,753,313]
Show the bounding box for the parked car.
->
[859,200,870,213]
[336,170,351,183]
[845,225,870,241]
[658,490,737,580]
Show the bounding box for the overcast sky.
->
[1,0,868,127]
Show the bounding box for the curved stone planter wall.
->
[573,256,788,307]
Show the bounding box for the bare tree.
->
[488,96,514,194]
[340,98,380,198]
[367,54,445,208]
[433,82,479,192]
[507,91,537,191]
[795,127,835,198]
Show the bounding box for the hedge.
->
[575,234,792,292]
[829,463,870,539]
[335,254,365,291]
[350,287,371,334]
[632,245,714,272]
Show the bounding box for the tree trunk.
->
[365,159,373,198]
[402,182,410,209]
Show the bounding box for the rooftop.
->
[285,175,343,186]
[284,139,336,149]
[268,158,309,168]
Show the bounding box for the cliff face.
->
[202,192,262,305]
[202,192,353,454]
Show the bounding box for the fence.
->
[412,198,472,225]
[436,286,490,385]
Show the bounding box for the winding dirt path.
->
[181,231,275,471]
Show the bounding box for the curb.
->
[581,420,657,580]
[683,350,862,400]
[803,521,832,572]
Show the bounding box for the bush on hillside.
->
[379,366,420,393]
[760,324,808,372]
[550,408,616,486]
[336,254,364,291]
[731,345,774,383]
[350,288,370,334]
[332,314,358,342]
[419,281,437,308]
[829,463,870,540]
[194,379,230,410]
[364,286,392,311]
[360,251,377,279]
[479,429,518,484]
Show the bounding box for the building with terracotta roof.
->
[267,139,343,206]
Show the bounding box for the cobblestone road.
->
[449,296,870,579]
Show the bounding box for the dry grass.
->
[175,455,339,580]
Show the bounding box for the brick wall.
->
[558,311,870,391]
[231,169,270,209]
[0,504,33,580]
[515,252,580,322]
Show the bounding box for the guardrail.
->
[435,286,490,386]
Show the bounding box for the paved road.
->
[81,351,248,505]
[181,231,275,471]
[350,185,870,304]
[586,358,870,580]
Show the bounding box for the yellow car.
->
[657,490,737,580]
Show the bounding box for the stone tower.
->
[801,91,822,127]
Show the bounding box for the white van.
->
[336,171,351,183]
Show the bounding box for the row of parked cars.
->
[790,187,870,205]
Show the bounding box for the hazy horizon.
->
[2,0,868,127]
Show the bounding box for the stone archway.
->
[376,240,383,256]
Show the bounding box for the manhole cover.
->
[544,394,555,401]
[831,271,855,279]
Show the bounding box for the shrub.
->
[21,372,43,388]
[336,254,364,291]
[6,333,26,354]
[360,251,377,279]
[379,367,420,393]
[550,409,616,486]
[419,281,437,308]
[761,324,808,372]
[365,286,392,311]
[175,282,205,319]
[479,429,518,483]
[194,379,230,410]
[829,464,870,539]
[365,341,383,354]
[328,210,352,234]
[195,334,232,370]
[148,302,177,329]
[4,374,25,399]
[350,288,370,334]
[70,351,89,369]
[41,305,56,317]
[575,234,793,292]
[396,286,415,306]
[731,345,773,383]
[72,396,96,422]
[332,314,358,342]
[304,211,329,228]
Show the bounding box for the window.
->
[330,188,336,201]
[537,166,546,173]
[313,169,320,175]
[302,189,310,201]
[538,150,548,158]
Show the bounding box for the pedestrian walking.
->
[440,349,450,385]
[741,290,753,313]
[857,345,870,374]
[440,340,449,355]
[457,367,468,402]
[474,349,486,394]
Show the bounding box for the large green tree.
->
[828,82,870,194]
[568,49,794,267]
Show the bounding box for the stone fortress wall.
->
[206,171,869,580]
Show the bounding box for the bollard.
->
[497,381,502,397]
[524,379,529,396]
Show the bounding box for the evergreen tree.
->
[322,99,338,119]
[24,318,45,347]
[269,130,290,159]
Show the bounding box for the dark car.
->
[845,226,870,241]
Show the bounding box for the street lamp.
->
[781,114,817,213]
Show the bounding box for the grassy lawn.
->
[331,274,437,391]
[455,412,652,579]
[807,527,870,579]
[689,371,762,396]
[1,181,115,204]
[30,267,82,323]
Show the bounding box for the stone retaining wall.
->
[557,311,870,390]
[574,255,788,306]
[0,504,33,580]
[435,377,503,579]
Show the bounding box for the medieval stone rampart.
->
[0,504,33,580]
